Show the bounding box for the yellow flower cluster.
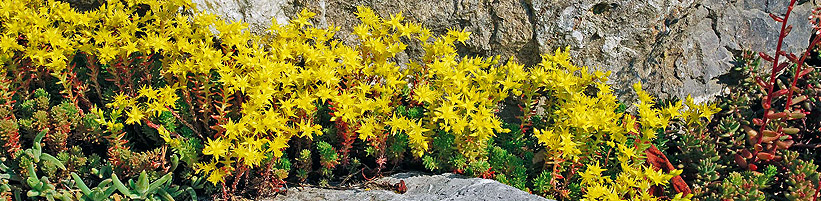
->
[192,6,515,182]
[525,48,715,200]
[530,47,622,162]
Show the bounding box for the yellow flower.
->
[332,105,358,123]
[671,192,694,201]
[387,42,407,55]
[417,27,432,42]
[97,44,118,64]
[232,74,250,93]
[109,92,131,108]
[447,28,471,43]
[386,114,411,134]
[407,119,430,158]
[0,34,22,53]
[297,119,322,140]
[138,85,159,100]
[558,129,581,159]
[203,138,231,161]
[353,24,371,38]
[125,106,145,125]
[268,135,290,158]
[196,161,216,174]
[142,32,169,52]
[622,115,638,134]
[355,6,379,26]
[222,119,247,139]
[617,144,639,160]
[643,166,669,186]
[206,168,228,184]
[698,102,720,120]
[434,102,458,126]
[581,162,607,185]
[662,100,683,118]
[292,9,315,27]
[385,12,404,30]
[584,183,609,200]
[236,142,264,167]
[146,101,167,117]
[158,86,179,106]
[450,116,469,135]
[632,81,655,105]
[534,129,556,147]
[356,118,379,141]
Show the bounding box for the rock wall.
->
[175,0,817,101]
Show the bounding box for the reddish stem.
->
[785,35,821,108]
[755,0,821,161]
[759,0,797,146]
[814,180,821,201]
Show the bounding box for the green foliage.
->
[316,141,339,186]
[0,79,205,200]
[423,131,457,172]
[488,145,528,190]
[671,46,821,200]
[708,165,777,201]
[296,149,312,183]
[783,151,820,201]
[18,130,70,201]
[70,172,116,201]
[111,171,176,201]
[0,159,13,201]
[532,170,553,197]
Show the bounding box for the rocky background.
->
[63,0,816,101]
[174,0,815,102]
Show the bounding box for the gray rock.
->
[265,172,551,201]
[179,0,818,102]
[529,0,813,101]
[189,0,291,33]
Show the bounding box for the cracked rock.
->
[264,172,552,201]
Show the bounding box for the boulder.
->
[265,172,552,201]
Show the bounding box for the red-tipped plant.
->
[749,0,821,166]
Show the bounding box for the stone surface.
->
[189,0,291,32]
[265,172,551,201]
[527,0,813,101]
[157,0,817,101]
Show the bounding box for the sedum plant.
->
[110,171,173,201]
[517,49,712,200]
[668,0,821,199]
[0,0,750,199]
[70,172,116,201]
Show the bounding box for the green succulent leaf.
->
[157,188,175,201]
[137,171,149,196]
[71,173,92,196]
[39,154,65,170]
[147,173,172,196]
[32,130,47,161]
[111,173,134,198]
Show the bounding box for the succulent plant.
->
[19,130,70,201]
[111,171,174,201]
[70,172,116,201]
